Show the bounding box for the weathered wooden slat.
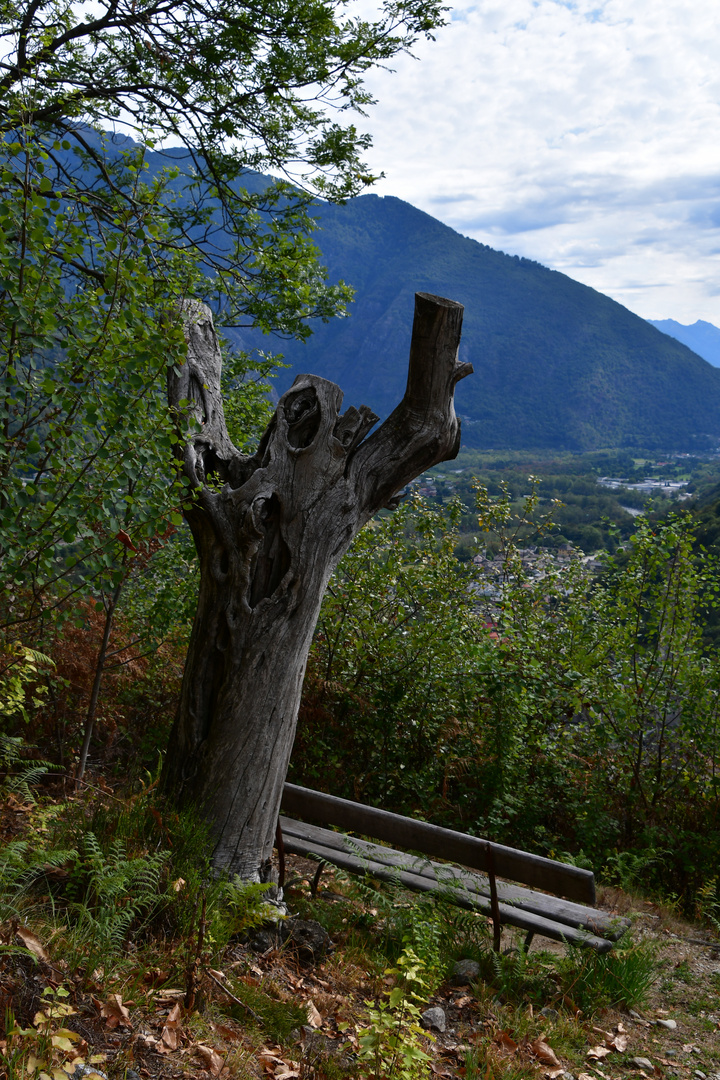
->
[279,828,614,953]
[278,820,626,941]
[279,817,629,940]
[281,783,595,905]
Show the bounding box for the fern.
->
[0,733,60,803]
[69,833,171,954]
[219,876,277,936]
[0,838,79,925]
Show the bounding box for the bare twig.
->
[205,969,264,1024]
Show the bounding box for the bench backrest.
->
[282,783,595,906]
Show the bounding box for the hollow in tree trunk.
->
[161,292,472,879]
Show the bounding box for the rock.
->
[280,918,334,964]
[301,1029,343,1056]
[247,925,282,953]
[420,1007,447,1033]
[656,1017,677,1030]
[629,1010,644,1020]
[666,1050,678,1058]
[125,1073,142,1080]
[451,959,480,986]
[694,1072,707,1080]
[540,1007,560,1021]
[631,1058,654,1071]
[71,1067,108,1080]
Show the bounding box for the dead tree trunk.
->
[161,293,472,879]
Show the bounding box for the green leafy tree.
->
[0,134,204,776]
[0,0,447,773]
[0,0,444,328]
[573,516,720,868]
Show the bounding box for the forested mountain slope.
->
[247,194,720,451]
[92,135,720,453]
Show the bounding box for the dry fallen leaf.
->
[135,1033,159,1050]
[608,1033,628,1052]
[196,1044,225,1076]
[305,1001,323,1028]
[531,1038,561,1066]
[158,1003,182,1053]
[15,927,49,963]
[578,1073,596,1080]
[154,989,185,1002]
[259,1050,283,1073]
[101,994,132,1030]
[545,1068,565,1079]
[587,1045,612,1060]
[143,967,169,986]
[495,1031,518,1055]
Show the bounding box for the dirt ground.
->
[3,857,720,1079]
[421,883,720,1080]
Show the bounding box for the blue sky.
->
[355,0,720,324]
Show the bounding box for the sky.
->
[354,0,720,325]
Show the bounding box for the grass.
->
[223,976,310,1042]
[559,941,658,1012]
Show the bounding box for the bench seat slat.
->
[279,825,615,953]
[279,817,629,942]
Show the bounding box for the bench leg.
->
[486,842,502,953]
[522,931,535,953]
[275,820,286,888]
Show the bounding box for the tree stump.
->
[161,292,472,878]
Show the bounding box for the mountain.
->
[66,133,720,453]
[647,319,720,368]
[234,193,720,452]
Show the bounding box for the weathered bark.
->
[161,293,472,878]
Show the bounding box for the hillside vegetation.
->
[3,489,720,1080]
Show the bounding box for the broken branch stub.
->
[161,292,472,878]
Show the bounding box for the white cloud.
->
[357,0,720,323]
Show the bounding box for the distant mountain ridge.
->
[647,319,720,368]
[76,134,720,453]
[247,193,720,451]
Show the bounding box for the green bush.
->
[292,489,720,914]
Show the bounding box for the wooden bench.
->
[277,783,630,953]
